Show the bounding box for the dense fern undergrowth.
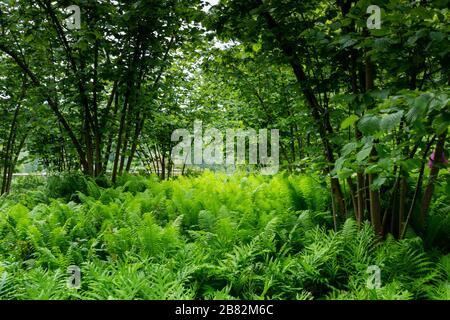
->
[0,172,449,300]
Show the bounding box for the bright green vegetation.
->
[0,173,449,300]
[1,0,449,301]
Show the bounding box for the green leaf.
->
[375,144,390,158]
[341,142,358,157]
[406,94,430,123]
[369,28,389,37]
[24,34,34,43]
[252,42,261,53]
[430,31,445,42]
[369,89,389,100]
[371,176,386,190]
[339,35,358,48]
[432,114,450,135]
[429,94,449,111]
[337,168,354,180]
[341,115,359,130]
[356,146,373,162]
[400,159,422,171]
[378,158,393,171]
[335,157,346,171]
[380,111,404,131]
[358,115,381,135]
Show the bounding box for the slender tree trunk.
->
[93,40,103,176]
[126,112,142,173]
[103,88,119,172]
[6,133,27,193]
[1,79,26,195]
[368,173,383,235]
[84,109,94,176]
[112,94,130,183]
[397,176,408,238]
[119,128,130,175]
[400,136,436,238]
[119,73,142,175]
[356,172,365,224]
[365,58,382,235]
[125,37,175,172]
[419,132,447,226]
[346,177,358,221]
[259,8,346,219]
[161,153,166,180]
[0,44,89,172]
[382,175,398,234]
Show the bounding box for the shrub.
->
[46,172,88,201]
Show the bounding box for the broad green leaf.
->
[341,142,358,157]
[339,35,358,48]
[380,111,404,131]
[369,28,389,37]
[335,157,346,171]
[356,146,372,162]
[401,158,422,171]
[358,115,381,135]
[432,114,450,135]
[406,95,429,123]
[370,176,386,190]
[337,168,354,180]
[430,31,445,42]
[341,115,359,130]
[378,158,393,171]
[369,89,390,100]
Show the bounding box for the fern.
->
[0,171,447,300]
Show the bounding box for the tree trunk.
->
[368,173,383,235]
[112,93,130,183]
[259,9,346,218]
[103,88,119,172]
[0,44,89,172]
[419,132,447,226]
